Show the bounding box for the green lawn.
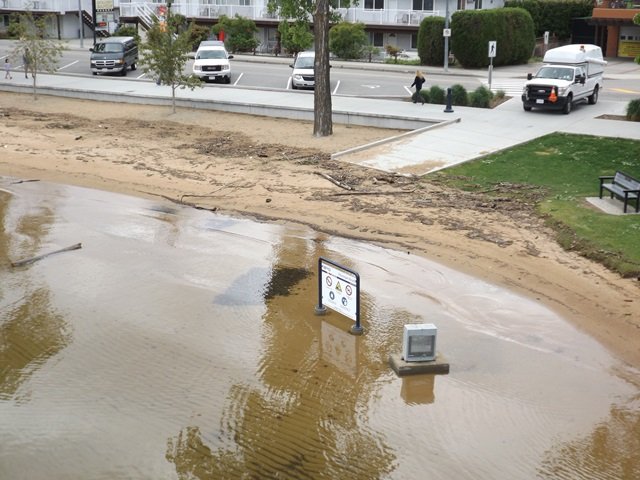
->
[428,133,640,277]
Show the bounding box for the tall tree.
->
[270,0,356,137]
[10,10,65,100]
[140,4,202,114]
[313,0,332,137]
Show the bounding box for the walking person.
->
[411,70,426,105]
[4,58,12,80]
[23,48,31,79]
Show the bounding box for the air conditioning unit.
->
[402,324,437,362]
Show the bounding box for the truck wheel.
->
[588,86,599,105]
[225,76,231,84]
[523,105,532,112]
[131,62,137,71]
[120,68,127,77]
[562,95,572,115]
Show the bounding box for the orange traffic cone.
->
[549,88,557,103]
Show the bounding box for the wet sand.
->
[1,180,639,479]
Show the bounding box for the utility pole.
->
[91,0,96,46]
[78,0,84,48]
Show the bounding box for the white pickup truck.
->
[521,44,606,114]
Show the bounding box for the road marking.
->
[481,79,525,96]
[610,87,640,94]
[287,77,292,89]
[332,80,340,95]
[361,84,380,89]
[136,73,146,80]
[233,72,243,85]
[57,60,78,71]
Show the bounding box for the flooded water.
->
[1,178,639,480]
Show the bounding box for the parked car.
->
[90,36,138,76]
[290,51,316,90]
[192,42,233,84]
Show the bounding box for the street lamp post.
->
[444,0,450,72]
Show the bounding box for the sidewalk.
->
[1,38,639,176]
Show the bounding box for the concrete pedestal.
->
[389,353,450,376]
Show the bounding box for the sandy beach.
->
[1,92,639,370]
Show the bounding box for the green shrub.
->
[504,0,593,39]
[419,89,430,103]
[494,89,506,100]
[329,22,368,60]
[451,8,535,68]
[469,85,494,108]
[113,24,140,44]
[627,99,640,121]
[450,84,468,106]
[428,85,446,104]
[417,16,446,66]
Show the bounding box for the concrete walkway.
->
[1,41,639,176]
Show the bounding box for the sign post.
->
[315,257,362,335]
[488,40,496,89]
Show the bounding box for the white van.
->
[521,44,606,114]
[192,41,233,84]
[289,51,315,90]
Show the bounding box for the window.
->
[412,0,434,10]
[411,33,417,49]
[365,0,384,9]
[370,32,384,47]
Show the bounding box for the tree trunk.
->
[313,0,332,137]
[172,84,177,114]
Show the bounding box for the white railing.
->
[3,0,439,27]
[0,0,92,12]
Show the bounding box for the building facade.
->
[1,0,506,55]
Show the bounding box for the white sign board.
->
[443,28,451,37]
[320,261,357,321]
[488,41,497,58]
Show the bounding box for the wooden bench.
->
[599,171,640,213]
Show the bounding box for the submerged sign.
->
[316,257,362,334]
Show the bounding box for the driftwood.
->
[11,243,82,268]
[10,179,40,185]
[315,172,353,191]
[329,190,416,196]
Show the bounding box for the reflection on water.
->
[1,178,640,480]
[0,289,70,399]
[0,187,70,400]
[539,401,640,479]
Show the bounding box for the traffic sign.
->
[488,41,497,58]
[443,28,451,37]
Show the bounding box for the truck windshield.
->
[197,50,227,60]
[536,67,574,81]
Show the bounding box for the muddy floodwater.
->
[1,178,639,480]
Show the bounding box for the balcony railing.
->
[4,0,439,27]
[0,0,92,11]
